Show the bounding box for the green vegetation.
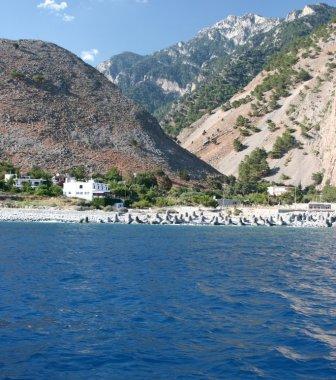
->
[322,184,336,202]
[296,69,312,82]
[178,170,190,182]
[0,161,61,197]
[0,161,19,178]
[312,172,324,186]
[235,115,251,128]
[280,174,291,181]
[270,131,297,159]
[10,69,25,79]
[233,138,247,152]
[230,96,252,109]
[164,14,336,136]
[35,184,63,197]
[32,74,45,84]
[85,166,221,208]
[266,119,279,132]
[69,166,87,180]
[105,167,122,182]
[28,166,51,180]
[239,148,270,184]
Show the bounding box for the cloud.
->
[135,0,149,3]
[37,0,68,12]
[62,14,75,22]
[37,0,75,22]
[81,49,99,63]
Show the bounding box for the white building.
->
[308,202,332,212]
[267,186,290,197]
[63,178,110,201]
[5,174,46,189]
[217,198,240,208]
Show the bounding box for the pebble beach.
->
[0,205,335,228]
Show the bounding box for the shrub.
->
[296,69,312,82]
[157,174,172,191]
[133,172,157,189]
[69,166,87,180]
[238,148,270,183]
[239,128,251,137]
[322,185,336,202]
[179,191,218,207]
[131,139,139,147]
[132,199,152,209]
[35,184,62,197]
[33,74,45,84]
[178,170,190,182]
[280,174,291,181]
[312,172,323,186]
[10,69,25,79]
[233,138,247,152]
[22,182,34,194]
[266,120,278,132]
[28,166,51,180]
[235,115,251,128]
[155,197,175,207]
[270,131,297,159]
[105,167,122,182]
[91,197,109,209]
[0,161,19,179]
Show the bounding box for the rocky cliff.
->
[98,3,335,134]
[0,39,217,179]
[178,20,336,186]
[97,13,280,114]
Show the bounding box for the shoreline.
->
[0,205,335,228]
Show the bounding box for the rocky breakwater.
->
[0,207,336,228]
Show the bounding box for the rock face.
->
[0,39,217,178]
[163,3,336,136]
[178,21,336,186]
[97,13,280,114]
[98,3,335,126]
[197,13,280,46]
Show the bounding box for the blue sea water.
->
[1,224,336,379]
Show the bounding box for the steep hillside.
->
[97,13,280,114]
[164,3,336,136]
[0,39,217,179]
[98,3,335,134]
[178,20,336,186]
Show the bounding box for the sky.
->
[1,0,336,65]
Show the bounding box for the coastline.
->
[0,205,335,228]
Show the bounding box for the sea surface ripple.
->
[1,224,336,379]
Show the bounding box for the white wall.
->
[63,179,109,201]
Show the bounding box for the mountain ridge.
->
[177,18,336,186]
[97,10,281,113]
[0,38,217,179]
[97,3,335,126]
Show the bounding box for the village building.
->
[267,186,290,197]
[62,177,110,201]
[308,202,333,212]
[4,174,47,189]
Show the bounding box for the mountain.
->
[177,19,336,186]
[163,3,336,136]
[0,39,217,179]
[97,13,280,114]
[97,3,336,136]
